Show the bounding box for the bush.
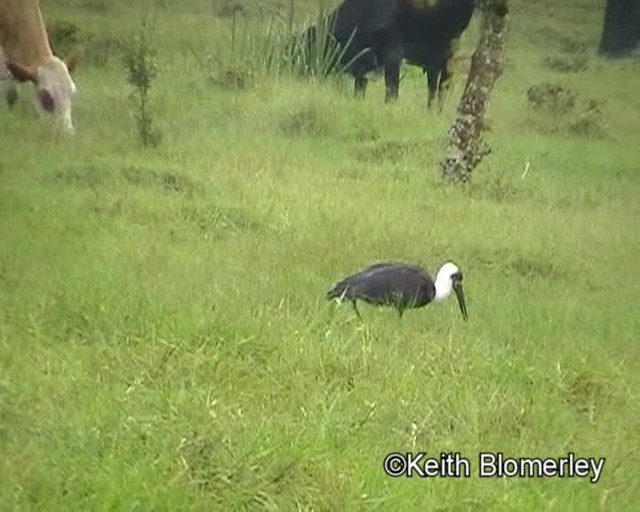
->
[123,16,162,147]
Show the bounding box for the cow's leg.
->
[354,75,368,98]
[384,59,400,102]
[371,34,401,102]
[426,68,439,108]
[437,61,453,111]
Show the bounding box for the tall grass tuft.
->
[189,3,370,88]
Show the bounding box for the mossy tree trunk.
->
[441,0,509,184]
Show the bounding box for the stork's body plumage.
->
[327,261,468,319]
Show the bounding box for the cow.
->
[0,0,78,132]
[296,0,476,108]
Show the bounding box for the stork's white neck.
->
[433,263,457,302]
[433,274,452,302]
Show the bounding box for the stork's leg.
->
[351,300,362,319]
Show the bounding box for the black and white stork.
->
[327,261,468,320]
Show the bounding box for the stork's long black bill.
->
[452,281,468,320]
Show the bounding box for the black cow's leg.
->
[354,75,368,98]
[384,60,400,103]
[438,63,453,111]
[426,68,438,108]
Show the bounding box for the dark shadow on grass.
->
[178,204,264,235]
[121,165,202,196]
[354,140,419,164]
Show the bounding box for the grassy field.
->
[1,0,639,509]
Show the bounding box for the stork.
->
[327,261,468,320]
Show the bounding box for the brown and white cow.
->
[0,0,78,132]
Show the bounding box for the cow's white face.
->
[5,54,78,132]
[33,56,77,132]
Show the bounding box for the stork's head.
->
[434,262,468,320]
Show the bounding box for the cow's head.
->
[6,55,78,132]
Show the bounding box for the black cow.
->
[297,0,476,108]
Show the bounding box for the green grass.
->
[1,0,639,509]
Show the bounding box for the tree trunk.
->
[441,0,509,184]
[599,0,640,57]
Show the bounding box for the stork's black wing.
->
[328,262,435,309]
